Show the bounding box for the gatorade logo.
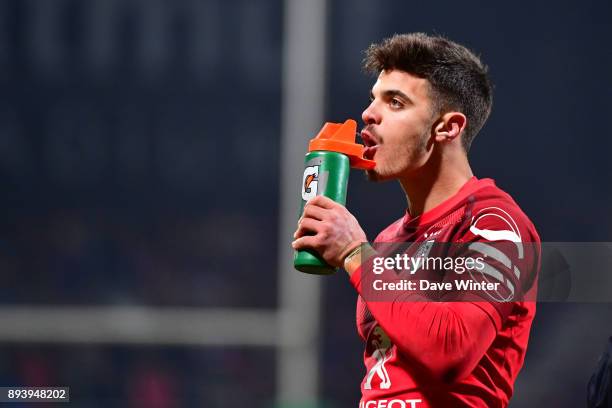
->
[302,165,319,201]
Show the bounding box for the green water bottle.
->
[294,119,376,275]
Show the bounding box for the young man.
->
[292,33,540,407]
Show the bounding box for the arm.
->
[292,196,505,383]
[349,261,499,383]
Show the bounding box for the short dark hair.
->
[363,33,493,151]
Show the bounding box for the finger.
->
[302,203,328,221]
[294,217,324,238]
[292,235,318,250]
[308,195,337,209]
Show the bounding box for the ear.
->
[433,112,467,143]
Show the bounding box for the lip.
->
[360,129,379,147]
[360,129,379,160]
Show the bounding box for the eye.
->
[390,98,403,108]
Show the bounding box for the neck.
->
[399,150,473,218]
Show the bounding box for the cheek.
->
[377,141,410,172]
[382,133,428,169]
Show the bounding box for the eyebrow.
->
[370,89,413,104]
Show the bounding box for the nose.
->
[362,101,381,125]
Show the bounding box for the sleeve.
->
[349,264,499,383]
[457,205,541,326]
[349,205,540,382]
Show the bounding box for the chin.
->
[365,168,393,182]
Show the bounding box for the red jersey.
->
[350,177,541,408]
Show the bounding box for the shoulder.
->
[373,215,407,242]
[465,179,540,244]
[458,180,541,304]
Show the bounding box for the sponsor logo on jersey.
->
[423,229,442,239]
[364,326,393,390]
[468,207,524,301]
[359,399,423,408]
[469,206,522,244]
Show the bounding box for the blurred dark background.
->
[0,0,610,406]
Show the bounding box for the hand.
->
[291,195,367,267]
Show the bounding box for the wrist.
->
[343,243,376,277]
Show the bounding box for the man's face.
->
[361,69,436,181]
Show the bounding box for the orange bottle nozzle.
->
[308,119,376,170]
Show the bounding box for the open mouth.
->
[363,145,378,160]
[360,130,379,160]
